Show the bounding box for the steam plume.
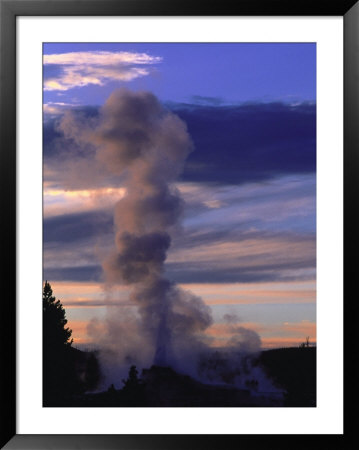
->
[60,89,212,367]
[58,89,274,395]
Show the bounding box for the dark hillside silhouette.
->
[257,347,316,406]
[64,365,284,407]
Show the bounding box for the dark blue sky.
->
[43,42,316,105]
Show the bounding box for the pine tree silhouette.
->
[43,281,73,349]
[43,281,80,404]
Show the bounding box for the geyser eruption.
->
[59,89,278,398]
[60,89,212,368]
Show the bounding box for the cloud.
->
[48,280,130,302]
[43,173,316,285]
[174,102,316,184]
[201,319,315,350]
[43,101,316,189]
[43,186,126,218]
[43,102,78,117]
[166,231,316,283]
[166,265,315,285]
[65,320,90,345]
[45,265,103,283]
[282,319,316,336]
[44,231,316,284]
[44,210,113,244]
[43,175,315,286]
[190,95,224,106]
[182,281,316,306]
[43,51,162,91]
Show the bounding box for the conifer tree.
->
[43,281,101,404]
[43,281,73,349]
[43,281,76,403]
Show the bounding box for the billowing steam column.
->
[61,89,212,367]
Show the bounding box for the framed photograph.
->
[1,0,357,448]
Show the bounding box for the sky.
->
[43,43,316,352]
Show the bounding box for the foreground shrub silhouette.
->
[121,365,146,406]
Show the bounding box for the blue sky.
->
[43,42,316,105]
[43,43,316,350]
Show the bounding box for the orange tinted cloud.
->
[67,320,90,345]
[282,320,316,337]
[179,281,315,305]
[168,236,315,267]
[49,281,129,297]
[48,281,132,315]
[49,280,316,351]
[49,280,315,312]
[203,320,315,349]
[68,317,316,350]
[44,186,126,217]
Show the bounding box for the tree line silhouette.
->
[43,281,101,406]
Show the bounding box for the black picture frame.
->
[1,0,357,448]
